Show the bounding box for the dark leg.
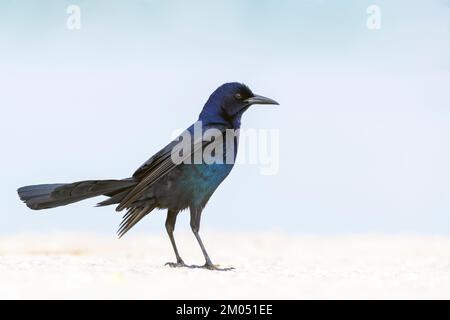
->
[165,209,187,268]
[189,206,234,271]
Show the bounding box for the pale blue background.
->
[1,0,449,235]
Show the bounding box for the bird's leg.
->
[164,209,186,268]
[189,206,234,271]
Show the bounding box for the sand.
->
[0,233,449,299]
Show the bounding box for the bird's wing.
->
[132,139,180,180]
[116,127,224,211]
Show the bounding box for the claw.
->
[191,263,235,271]
[165,261,188,268]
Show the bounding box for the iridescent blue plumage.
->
[17,82,278,270]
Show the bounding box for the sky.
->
[0,0,449,235]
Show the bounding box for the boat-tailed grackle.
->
[18,82,279,270]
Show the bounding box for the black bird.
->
[17,82,278,270]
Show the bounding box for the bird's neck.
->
[198,110,242,129]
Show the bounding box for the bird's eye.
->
[235,93,243,100]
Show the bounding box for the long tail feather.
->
[117,205,156,238]
[18,179,136,210]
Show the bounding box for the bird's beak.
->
[244,94,279,106]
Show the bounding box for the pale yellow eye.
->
[235,93,242,100]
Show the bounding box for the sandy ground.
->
[0,233,450,299]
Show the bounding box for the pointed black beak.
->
[244,94,279,106]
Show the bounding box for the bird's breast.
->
[153,130,239,210]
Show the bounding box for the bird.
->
[17,82,279,270]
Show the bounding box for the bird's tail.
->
[18,179,137,210]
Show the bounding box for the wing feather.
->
[116,127,225,211]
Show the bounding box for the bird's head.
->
[199,82,279,128]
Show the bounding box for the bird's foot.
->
[165,261,188,268]
[191,263,235,271]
